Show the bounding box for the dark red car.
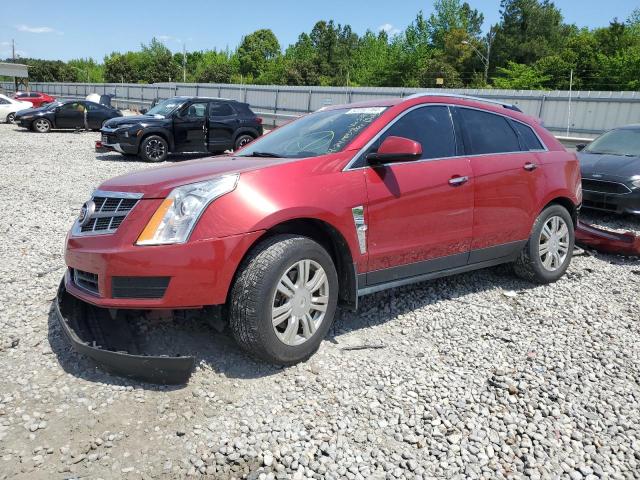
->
[56,93,582,383]
[13,91,55,108]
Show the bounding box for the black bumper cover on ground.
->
[55,281,195,384]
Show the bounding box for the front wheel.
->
[32,118,51,133]
[229,235,339,365]
[513,204,575,284]
[139,135,168,162]
[6,113,16,124]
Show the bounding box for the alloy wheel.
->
[538,215,570,271]
[237,136,252,148]
[34,119,49,132]
[7,113,15,124]
[271,259,329,346]
[145,139,166,160]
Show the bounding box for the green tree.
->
[237,29,281,79]
[194,50,237,83]
[427,0,484,48]
[492,0,569,69]
[492,61,551,89]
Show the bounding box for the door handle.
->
[524,162,538,171]
[449,176,469,186]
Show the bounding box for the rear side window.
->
[458,108,520,155]
[370,105,457,161]
[209,102,234,117]
[30,93,40,98]
[511,120,544,150]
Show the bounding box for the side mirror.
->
[366,136,422,165]
[576,143,587,152]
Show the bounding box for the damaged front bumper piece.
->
[55,281,195,384]
[575,221,640,256]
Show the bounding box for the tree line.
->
[6,0,640,91]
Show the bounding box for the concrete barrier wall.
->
[3,81,639,137]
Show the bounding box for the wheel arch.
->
[232,127,259,143]
[228,217,358,311]
[139,129,174,152]
[541,196,578,227]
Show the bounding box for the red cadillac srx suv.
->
[57,93,581,383]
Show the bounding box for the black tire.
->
[513,204,575,284]
[6,113,15,124]
[139,135,169,162]
[234,134,255,151]
[32,118,51,133]
[229,234,339,365]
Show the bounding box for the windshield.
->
[146,98,186,117]
[584,129,640,157]
[237,107,387,158]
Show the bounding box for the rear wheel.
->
[229,235,338,365]
[513,204,574,284]
[234,134,255,151]
[139,135,168,162]
[32,118,51,133]
[6,113,15,124]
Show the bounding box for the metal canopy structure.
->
[0,62,29,91]
[0,62,29,78]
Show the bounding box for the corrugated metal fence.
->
[2,81,639,137]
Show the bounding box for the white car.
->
[0,94,33,123]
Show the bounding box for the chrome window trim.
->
[343,103,548,172]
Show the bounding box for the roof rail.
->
[406,92,522,112]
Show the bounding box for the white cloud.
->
[378,23,401,36]
[16,24,61,34]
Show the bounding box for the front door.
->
[207,101,238,152]
[173,101,208,152]
[359,105,474,286]
[454,107,544,261]
[56,102,85,128]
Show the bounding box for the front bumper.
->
[55,280,194,384]
[582,189,640,215]
[99,130,139,154]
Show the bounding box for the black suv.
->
[98,97,264,162]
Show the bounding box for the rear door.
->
[454,107,546,262]
[173,101,208,152]
[207,101,238,152]
[55,102,84,128]
[360,105,474,286]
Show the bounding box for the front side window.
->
[584,129,640,157]
[364,106,457,162]
[181,102,207,118]
[0,98,9,105]
[458,108,521,155]
[238,107,387,158]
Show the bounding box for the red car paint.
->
[64,95,581,310]
[12,91,55,108]
[575,221,640,256]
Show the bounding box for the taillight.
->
[255,117,263,125]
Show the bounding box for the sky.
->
[1,0,638,61]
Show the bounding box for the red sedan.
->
[12,91,55,108]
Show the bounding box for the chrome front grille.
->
[72,190,143,236]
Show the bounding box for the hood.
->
[15,106,47,117]
[103,115,166,128]
[578,152,640,180]
[99,155,296,197]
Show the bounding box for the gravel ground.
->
[1,122,639,480]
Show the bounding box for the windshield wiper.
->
[243,151,281,158]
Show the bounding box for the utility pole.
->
[182,43,186,83]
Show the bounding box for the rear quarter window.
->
[511,120,545,150]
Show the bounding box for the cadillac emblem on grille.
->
[78,200,96,227]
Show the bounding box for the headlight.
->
[117,123,136,130]
[631,176,640,188]
[136,175,239,245]
[20,115,33,120]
